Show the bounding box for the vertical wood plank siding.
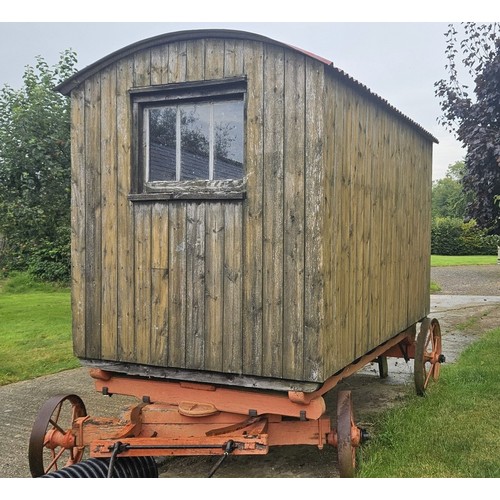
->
[83,74,101,359]
[185,202,205,369]
[100,66,118,359]
[304,58,326,381]
[322,71,432,377]
[283,51,305,380]
[150,47,169,366]
[116,57,135,362]
[262,45,285,378]
[242,40,264,375]
[70,86,85,357]
[167,202,187,367]
[70,37,432,385]
[151,202,169,365]
[223,202,243,373]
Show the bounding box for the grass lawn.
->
[431,255,497,267]
[0,273,78,386]
[358,327,500,477]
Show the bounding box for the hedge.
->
[431,217,499,255]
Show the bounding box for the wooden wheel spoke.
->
[424,332,433,352]
[424,364,433,388]
[415,319,442,396]
[433,361,441,381]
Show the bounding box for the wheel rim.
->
[337,390,356,478]
[414,318,442,396]
[29,394,87,477]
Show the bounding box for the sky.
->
[1,4,499,182]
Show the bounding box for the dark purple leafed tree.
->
[435,22,500,235]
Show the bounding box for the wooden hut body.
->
[57,30,437,392]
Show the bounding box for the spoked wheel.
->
[414,318,444,396]
[336,390,357,478]
[29,394,87,477]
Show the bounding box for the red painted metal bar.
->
[78,407,336,457]
[90,370,326,420]
[288,326,416,404]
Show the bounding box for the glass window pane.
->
[180,103,210,180]
[145,97,244,183]
[148,107,177,181]
[213,100,244,180]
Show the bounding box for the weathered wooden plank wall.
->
[241,39,264,376]
[304,57,326,382]
[101,66,118,360]
[322,72,432,377]
[70,36,432,386]
[70,86,85,357]
[262,44,285,378]
[283,50,305,380]
[116,57,135,363]
[84,74,101,359]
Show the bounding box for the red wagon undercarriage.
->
[29,318,444,478]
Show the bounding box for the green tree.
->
[0,50,77,282]
[435,22,500,235]
[432,161,468,219]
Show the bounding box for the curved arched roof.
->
[55,29,438,143]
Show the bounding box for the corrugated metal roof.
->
[55,29,438,144]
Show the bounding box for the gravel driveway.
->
[431,264,499,296]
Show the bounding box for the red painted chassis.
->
[29,318,443,478]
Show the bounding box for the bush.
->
[431,217,500,255]
[0,224,70,284]
[27,225,71,283]
[1,271,67,293]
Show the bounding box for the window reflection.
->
[147,99,244,182]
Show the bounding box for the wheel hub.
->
[44,427,76,450]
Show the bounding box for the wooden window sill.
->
[129,178,246,202]
[129,191,245,202]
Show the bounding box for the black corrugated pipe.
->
[40,456,158,478]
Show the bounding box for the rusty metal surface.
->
[28,394,87,477]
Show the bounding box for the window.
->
[147,100,244,182]
[131,78,246,199]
